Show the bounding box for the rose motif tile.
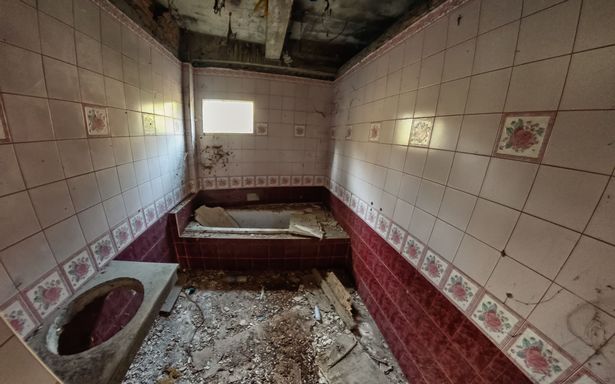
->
[314,176,324,186]
[350,195,359,211]
[375,214,391,238]
[471,293,521,346]
[0,95,9,142]
[409,118,433,146]
[243,176,255,187]
[112,221,133,251]
[494,112,555,162]
[294,125,306,137]
[291,176,302,186]
[343,190,352,204]
[165,193,174,210]
[203,177,216,190]
[387,223,406,252]
[255,176,267,186]
[357,200,368,219]
[230,177,242,188]
[280,176,291,186]
[90,233,117,268]
[303,176,314,185]
[143,113,156,135]
[25,270,70,319]
[1,297,37,337]
[401,234,426,267]
[216,177,229,189]
[144,204,157,226]
[155,198,167,217]
[366,208,378,227]
[345,126,352,140]
[268,176,279,186]
[369,122,381,142]
[84,105,109,136]
[443,269,480,312]
[420,250,448,287]
[62,249,96,291]
[255,122,268,135]
[508,326,574,384]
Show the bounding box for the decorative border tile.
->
[291,175,302,186]
[442,268,481,313]
[143,113,156,135]
[215,177,229,189]
[507,325,575,384]
[314,176,324,186]
[230,176,242,188]
[112,221,133,252]
[24,270,71,320]
[420,249,449,288]
[471,292,522,347]
[357,200,368,219]
[61,249,97,291]
[280,175,291,186]
[387,223,406,252]
[90,233,117,268]
[144,204,158,226]
[409,118,433,147]
[255,122,268,136]
[129,211,146,236]
[0,94,10,143]
[267,176,279,186]
[343,190,352,205]
[350,195,359,211]
[203,177,216,190]
[368,122,381,142]
[155,198,167,217]
[84,104,110,137]
[303,176,314,186]
[294,124,306,137]
[493,112,556,163]
[375,214,392,238]
[401,234,426,267]
[0,296,37,338]
[165,192,174,209]
[255,176,267,187]
[366,207,378,228]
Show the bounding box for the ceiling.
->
[114,0,428,79]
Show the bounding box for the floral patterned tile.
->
[0,95,9,142]
[387,223,406,252]
[314,176,324,186]
[493,112,555,162]
[420,249,449,288]
[409,118,433,146]
[230,176,242,188]
[291,176,302,186]
[343,190,352,205]
[366,208,378,228]
[507,326,575,384]
[471,293,522,347]
[268,176,279,186]
[255,176,267,187]
[202,177,216,190]
[255,122,268,136]
[143,113,156,135]
[375,214,391,238]
[112,221,133,251]
[155,198,167,217]
[84,105,109,136]
[61,249,96,291]
[165,193,174,210]
[1,296,37,338]
[357,200,368,219]
[401,234,426,267]
[243,176,255,187]
[90,233,117,268]
[350,195,359,211]
[24,270,71,320]
[280,175,291,186]
[216,177,229,189]
[294,125,306,137]
[443,268,481,313]
[369,122,380,142]
[303,176,314,186]
[345,126,352,140]
[144,204,158,227]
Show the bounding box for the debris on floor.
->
[122,270,408,384]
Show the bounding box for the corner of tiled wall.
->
[328,0,615,382]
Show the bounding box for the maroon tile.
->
[426,294,465,337]
[451,319,501,374]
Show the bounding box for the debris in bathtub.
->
[195,205,239,227]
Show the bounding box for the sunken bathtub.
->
[169,187,351,270]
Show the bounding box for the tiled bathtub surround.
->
[193,68,333,183]
[330,0,615,382]
[0,0,188,337]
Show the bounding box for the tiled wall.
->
[193,68,332,189]
[329,0,615,382]
[0,0,188,339]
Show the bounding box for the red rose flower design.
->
[99,243,111,257]
[74,262,89,278]
[510,127,537,151]
[42,286,61,305]
[10,318,23,333]
[451,282,467,301]
[408,245,417,258]
[524,347,550,375]
[119,230,129,243]
[483,310,502,332]
[427,261,439,278]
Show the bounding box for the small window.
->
[202,99,254,134]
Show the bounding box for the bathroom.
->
[0,0,614,382]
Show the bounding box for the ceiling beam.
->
[265,0,294,60]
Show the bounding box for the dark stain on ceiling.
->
[110,0,429,79]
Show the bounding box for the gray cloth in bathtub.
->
[195,205,240,228]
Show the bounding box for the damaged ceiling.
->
[111,0,432,79]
